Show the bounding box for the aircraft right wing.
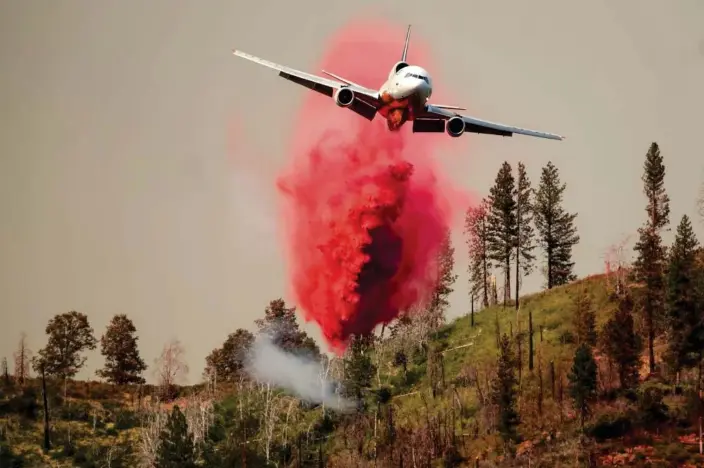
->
[233,50,381,120]
[419,103,564,141]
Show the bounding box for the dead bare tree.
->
[182,390,215,448]
[398,304,436,352]
[136,387,214,468]
[603,234,634,295]
[137,401,168,468]
[153,339,189,399]
[319,355,333,413]
[1,358,8,384]
[261,382,282,463]
[13,332,32,386]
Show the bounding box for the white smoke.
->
[244,333,356,413]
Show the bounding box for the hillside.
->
[2,273,703,467]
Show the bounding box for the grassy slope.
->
[375,272,703,466]
[437,273,616,379]
[0,381,154,466]
[369,275,614,452]
[383,273,615,400]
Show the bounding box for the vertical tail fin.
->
[401,25,411,62]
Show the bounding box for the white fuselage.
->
[376,64,433,130]
[381,64,433,102]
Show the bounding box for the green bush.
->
[0,441,24,467]
[56,400,93,422]
[113,410,139,430]
[558,330,575,344]
[636,382,669,424]
[587,411,633,441]
[0,387,38,420]
[661,442,691,465]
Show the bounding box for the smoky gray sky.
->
[1,0,703,383]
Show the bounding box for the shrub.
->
[636,382,669,424]
[558,330,575,345]
[661,443,691,465]
[113,410,139,431]
[587,410,633,441]
[56,400,93,422]
[0,441,24,468]
[0,387,39,420]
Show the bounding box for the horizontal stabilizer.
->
[430,104,466,111]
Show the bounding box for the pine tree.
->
[487,162,518,306]
[156,405,197,468]
[343,335,376,401]
[573,290,597,347]
[204,328,254,383]
[514,162,536,310]
[568,343,598,429]
[96,314,147,385]
[631,142,670,375]
[491,334,520,448]
[35,311,97,380]
[464,198,491,308]
[665,215,703,372]
[427,228,458,330]
[533,162,580,289]
[600,294,642,390]
[255,299,320,358]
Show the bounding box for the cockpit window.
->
[404,72,430,84]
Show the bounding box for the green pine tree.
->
[665,215,703,372]
[487,162,518,306]
[514,161,536,310]
[204,328,254,383]
[573,289,597,347]
[491,334,520,449]
[568,343,598,429]
[156,405,197,468]
[96,314,147,385]
[600,294,642,390]
[255,299,320,358]
[631,142,670,375]
[343,335,376,402]
[533,162,580,289]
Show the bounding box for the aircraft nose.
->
[411,79,428,95]
[416,80,431,99]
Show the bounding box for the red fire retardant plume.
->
[276,19,466,354]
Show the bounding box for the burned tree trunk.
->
[41,364,51,451]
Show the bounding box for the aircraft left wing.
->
[233,50,381,120]
[419,103,564,141]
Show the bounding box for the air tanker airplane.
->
[233,25,564,141]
